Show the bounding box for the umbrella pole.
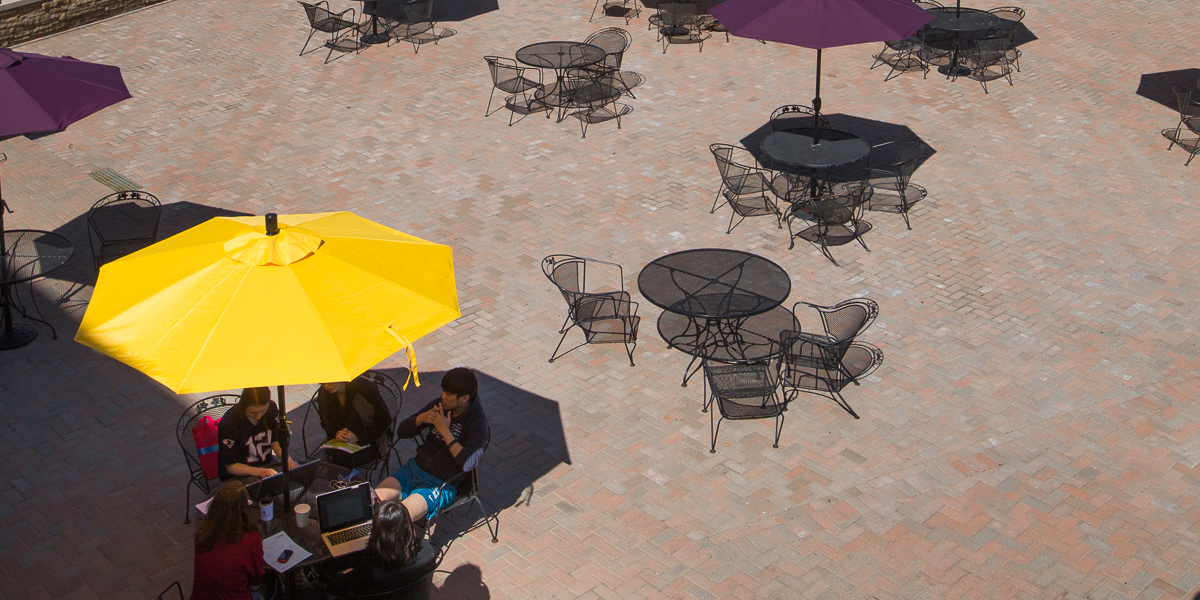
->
[278,383,293,515]
[812,49,823,145]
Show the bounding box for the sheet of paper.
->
[195,497,213,515]
[262,531,312,573]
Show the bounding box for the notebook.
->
[316,482,374,557]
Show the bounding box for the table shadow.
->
[739,113,937,184]
[1137,69,1200,111]
[366,0,499,23]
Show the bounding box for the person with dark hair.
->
[217,387,297,480]
[376,367,488,522]
[190,481,265,600]
[321,500,438,597]
[315,376,391,469]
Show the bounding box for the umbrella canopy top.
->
[0,48,131,137]
[75,212,461,394]
[708,0,934,48]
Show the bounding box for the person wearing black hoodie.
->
[375,367,487,522]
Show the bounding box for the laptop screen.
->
[317,484,373,532]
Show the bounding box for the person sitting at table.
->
[217,387,297,480]
[315,376,391,469]
[190,480,265,600]
[319,499,438,597]
[375,367,488,522]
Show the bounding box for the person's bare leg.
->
[376,477,403,502]
[402,493,428,521]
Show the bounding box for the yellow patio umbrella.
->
[75,211,460,394]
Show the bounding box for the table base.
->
[939,64,972,76]
[0,323,36,350]
[361,32,390,45]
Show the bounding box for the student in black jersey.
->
[315,377,391,469]
[217,387,298,480]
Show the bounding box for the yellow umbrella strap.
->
[386,326,420,389]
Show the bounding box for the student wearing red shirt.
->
[190,481,265,600]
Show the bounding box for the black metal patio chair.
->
[562,67,630,136]
[542,254,640,366]
[871,32,928,81]
[863,141,928,229]
[384,0,455,53]
[962,32,1014,93]
[708,143,784,230]
[590,0,640,25]
[704,362,785,453]
[426,429,499,544]
[1162,85,1200,164]
[786,184,873,266]
[300,370,403,481]
[583,27,641,98]
[657,2,709,53]
[87,190,161,272]
[299,1,359,64]
[778,298,883,419]
[769,104,833,134]
[483,56,544,121]
[176,394,241,524]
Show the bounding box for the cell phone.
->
[277,550,293,563]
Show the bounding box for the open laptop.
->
[316,482,374,557]
[246,460,322,503]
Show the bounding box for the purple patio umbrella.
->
[709,0,932,141]
[0,48,131,138]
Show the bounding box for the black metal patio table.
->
[638,249,791,386]
[762,128,871,201]
[926,7,1001,77]
[0,230,73,350]
[516,41,607,109]
[353,0,392,45]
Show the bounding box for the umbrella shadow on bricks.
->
[739,113,937,186]
[367,0,498,24]
[382,368,572,546]
[1137,69,1200,111]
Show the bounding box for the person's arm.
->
[395,399,439,439]
[357,382,390,446]
[433,408,486,471]
[247,532,265,588]
[315,391,340,440]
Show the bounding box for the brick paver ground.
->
[2,0,1200,597]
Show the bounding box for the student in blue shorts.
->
[375,367,488,522]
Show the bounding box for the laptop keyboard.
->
[328,522,372,545]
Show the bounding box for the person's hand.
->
[336,428,358,443]
[430,404,452,436]
[289,457,299,469]
[257,467,278,478]
[415,408,438,426]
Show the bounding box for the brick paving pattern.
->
[2,0,1200,597]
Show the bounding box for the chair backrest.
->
[807,185,868,227]
[1173,86,1200,122]
[397,0,433,26]
[658,2,698,26]
[808,298,879,343]
[770,105,831,133]
[87,190,161,247]
[156,581,185,600]
[705,362,776,402]
[988,5,1024,25]
[176,395,242,480]
[709,143,759,184]
[974,34,1010,64]
[299,1,330,25]
[585,28,632,69]
[913,0,942,7]
[484,56,519,87]
[870,141,924,187]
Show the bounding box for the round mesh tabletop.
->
[762,129,870,170]
[515,41,606,70]
[637,249,791,319]
[2,230,73,286]
[926,7,1000,32]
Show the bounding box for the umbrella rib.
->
[174,266,253,391]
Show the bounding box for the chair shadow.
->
[739,113,938,184]
[1137,68,1200,111]
[432,564,490,600]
